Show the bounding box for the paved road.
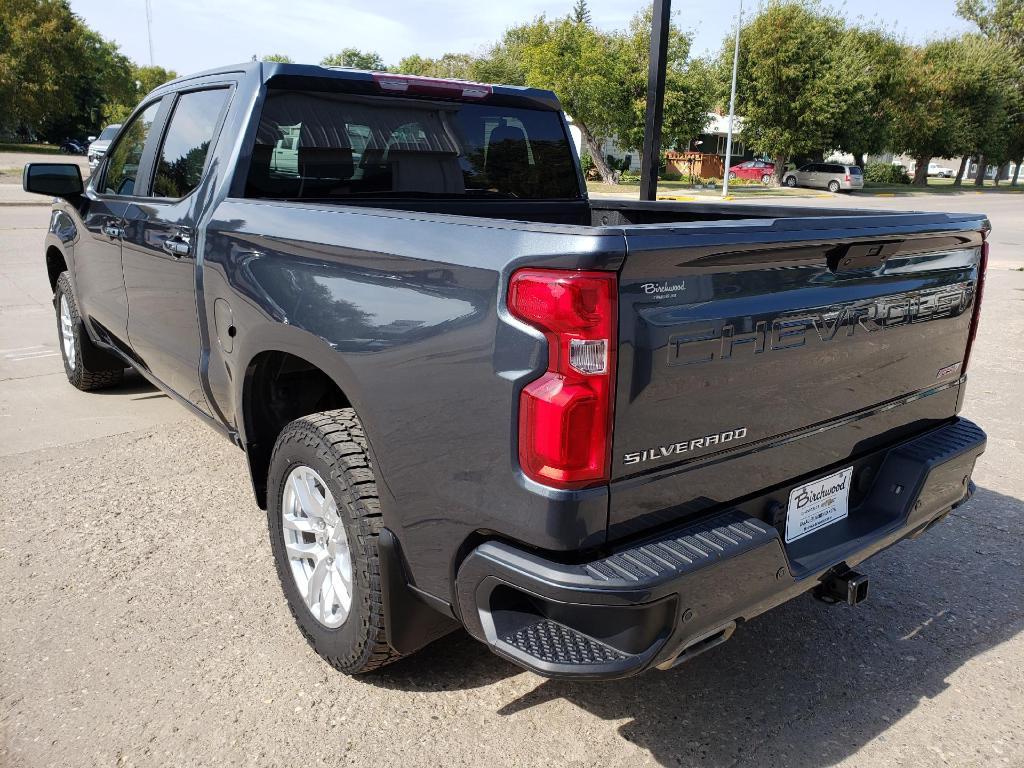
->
[1,196,1021,767]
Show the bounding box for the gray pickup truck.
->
[24,63,988,680]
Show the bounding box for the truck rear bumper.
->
[455,418,986,680]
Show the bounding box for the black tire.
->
[728,171,737,180]
[761,173,772,184]
[54,271,124,391]
[828,180,841,193]
[785,175,797,187]
[267,408,403,674]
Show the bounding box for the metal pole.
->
[639,0,671,201]
[722,0,743,199]
[146,0,155,66]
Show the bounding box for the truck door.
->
[120,87,231,412]
[75,100,162,344]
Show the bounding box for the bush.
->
[620,172,641,184]
[580,153,594,175]
[864,163,911,185]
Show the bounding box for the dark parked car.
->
[24,63,988,680]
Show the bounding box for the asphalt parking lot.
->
[1,186,1022,767]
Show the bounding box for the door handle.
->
[162,237,192,258]
[102,223,124,238]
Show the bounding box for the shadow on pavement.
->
[91,368,165,398]
[374,486,1023,765]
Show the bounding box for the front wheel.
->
[785,176,797,187]
[54,272,124,391]
[728,171,737,180]
[828,180,841,193]
[267,408,404,674]
[761,173,772,184]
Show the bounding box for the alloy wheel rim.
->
[59,295,76,371]
[281,465,354,628]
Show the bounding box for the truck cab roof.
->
[153,61,563,112]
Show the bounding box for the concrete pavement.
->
[0,195,1022,767]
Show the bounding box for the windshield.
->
[96,125,121,142]
[244,89,581,201]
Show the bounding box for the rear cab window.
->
[244,89,581,201]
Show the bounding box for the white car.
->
[87,124,121,172]
[927,163,954,178]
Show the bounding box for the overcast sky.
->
[68,0,976,77]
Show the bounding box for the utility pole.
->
[146,0,155,66]
[639,0,671,201]
[722,0,743,198]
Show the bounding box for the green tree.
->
[321,48,385,70]
[395,52,477,79]
[723,1,849,184]
[262,53,294,63]
[608,8,712,154]
[517,16,622,182]
[0,0,125,139]
[472,18,551,85]
[889,36,1018,185]
[570,0,592,25]
[956,0,1024,185]
[957,0,1024,53]
[831,26,906,170]
[101,64,177,125]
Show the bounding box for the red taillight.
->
[508,269,617,489]
[845,174,851,182]
[963,236,989,372]
[372,72,492,99]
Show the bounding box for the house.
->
[567,112,759,175]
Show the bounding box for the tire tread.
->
[267,408,403,674]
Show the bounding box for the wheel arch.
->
[45,244,68,293]
[240,347,356,508]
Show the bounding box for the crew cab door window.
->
[102,101,160,196]
[151,88,230,199]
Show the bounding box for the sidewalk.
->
[0,151,88,206]
[0,183,51,206]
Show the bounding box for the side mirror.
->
[87,135,97,142]
[23,163,84,199]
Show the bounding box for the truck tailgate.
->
[610,213,986,537]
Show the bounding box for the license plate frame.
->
[784,466,854,544]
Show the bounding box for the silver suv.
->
[783,163,863,192]
[87,124,121,172]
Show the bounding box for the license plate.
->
[785,467,854,543]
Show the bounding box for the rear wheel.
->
[267,408,403,674]
[785,175,798,188]
[761,173,772,184]
[828,180,841,193]
[54,272,124,391]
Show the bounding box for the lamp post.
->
[639,0,671,201]
[722,0,743,199]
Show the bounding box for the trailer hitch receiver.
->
[814,568,869,606]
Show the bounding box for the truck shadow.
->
[374,485,1023,766]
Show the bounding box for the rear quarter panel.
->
[200,200,625,601]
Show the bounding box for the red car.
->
[727,159,775,183]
